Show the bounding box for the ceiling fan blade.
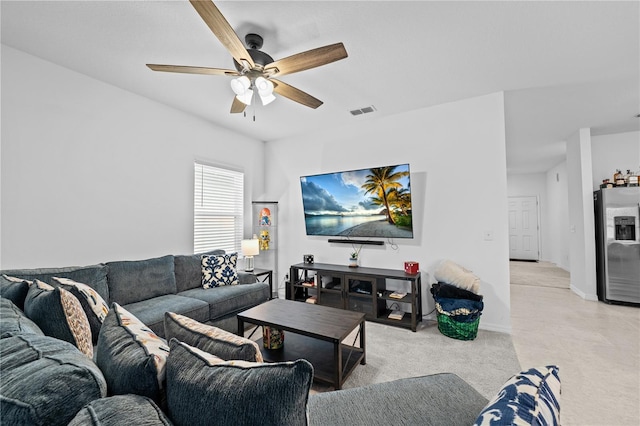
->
[264,43,347,77]
[189,0,255,69]
[272,79,323,109]
[146,64,239,76]
[230,96,247,114]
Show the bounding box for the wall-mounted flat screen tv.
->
[300,163,413,239]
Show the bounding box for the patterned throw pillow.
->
[164,311,263,362]
[1,274,31,310]
[52,277,109,344]
[23,280,93,358]
[474,365,561,426]
[166,339,313,426]
[95,303,169,402]
[201,253,238,288]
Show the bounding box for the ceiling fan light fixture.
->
[236,89,253,106]
[259,93,276,106]
[230,76,251,95]
[255,77,274,95]
[255,77,276,105]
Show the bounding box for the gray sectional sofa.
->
[0,250,269,336]
[0,251,562,425]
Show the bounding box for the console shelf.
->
[288,263,422,331]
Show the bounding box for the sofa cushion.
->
[0,333,107,426]
[124,294,209,338]
[473,365,561,426]
[107,255,176,306]
[166,339,312,426]
[0,275,31,310]
[96,303,169,402]
[0,264,109,304]
[201,253,238,288]
[52,277,109,344]
[174,249,226,293]
[68,395,172,426]
[0,297,44,338]
[178,282,269,321]
[164,311,263,362]
[308,373,489,426]
[24,280,93,358]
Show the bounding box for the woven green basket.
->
[436,313,480,341]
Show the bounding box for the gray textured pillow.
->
[0,264,109,303]
[0,333,107,426]
[0,274,31,310]
[68,395,172,426]
[96,303,169,403]
[106,255,176,306]
[23,280,93,358]
[52,277,109,344]
[166,339,313,426]
[164,311,263,362]
[0,297,44,338]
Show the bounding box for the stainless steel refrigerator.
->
[594,187,640,306]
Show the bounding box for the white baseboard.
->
[570,285,598,301]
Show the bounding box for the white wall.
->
[591,131,640,190]
[566,128,597,300]
[507,173,547,260]
[262,92,512,332]
[1,46,265,268]
[545,161,570,270]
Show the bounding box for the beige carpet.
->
[509,260,569,289]
[309,320,521,399]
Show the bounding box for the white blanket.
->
[434,260,480,294]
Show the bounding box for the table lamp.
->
[241,238,259,271]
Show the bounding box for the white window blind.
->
[194,162,244,254]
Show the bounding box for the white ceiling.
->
[2,1,638,173]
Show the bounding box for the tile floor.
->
[510,268,640,425]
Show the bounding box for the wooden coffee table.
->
[237,298,366,390]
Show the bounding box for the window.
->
[194,162,244,254]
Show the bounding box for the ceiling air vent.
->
[350,105,377,116]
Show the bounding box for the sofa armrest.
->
[237,272,257,285]
[307,373,488,426]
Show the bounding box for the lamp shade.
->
[241,239,260,256]
[255,77,273,95]
[255,77,276,106]
[230,76,251,95]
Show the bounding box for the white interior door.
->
[508,196,540,261]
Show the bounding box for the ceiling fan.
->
[146,0,348,114]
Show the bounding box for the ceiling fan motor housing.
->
[233,34,275,71]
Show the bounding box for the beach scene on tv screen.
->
[300,164,413,238]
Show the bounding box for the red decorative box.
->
[404,261,419,275]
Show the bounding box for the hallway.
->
[510,261,640,425]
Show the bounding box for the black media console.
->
[288,262,422,332]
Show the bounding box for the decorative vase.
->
[263,326,284,350]
[348,257,358,268]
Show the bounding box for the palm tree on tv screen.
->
[362,166,409,225]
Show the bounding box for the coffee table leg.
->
[237,317,244,337]
[334,340,343,390]
[360,320,366,365]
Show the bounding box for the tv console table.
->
[288,263,422,331]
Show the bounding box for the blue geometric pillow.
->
[201,253,238,288]
[474,365,561,426]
